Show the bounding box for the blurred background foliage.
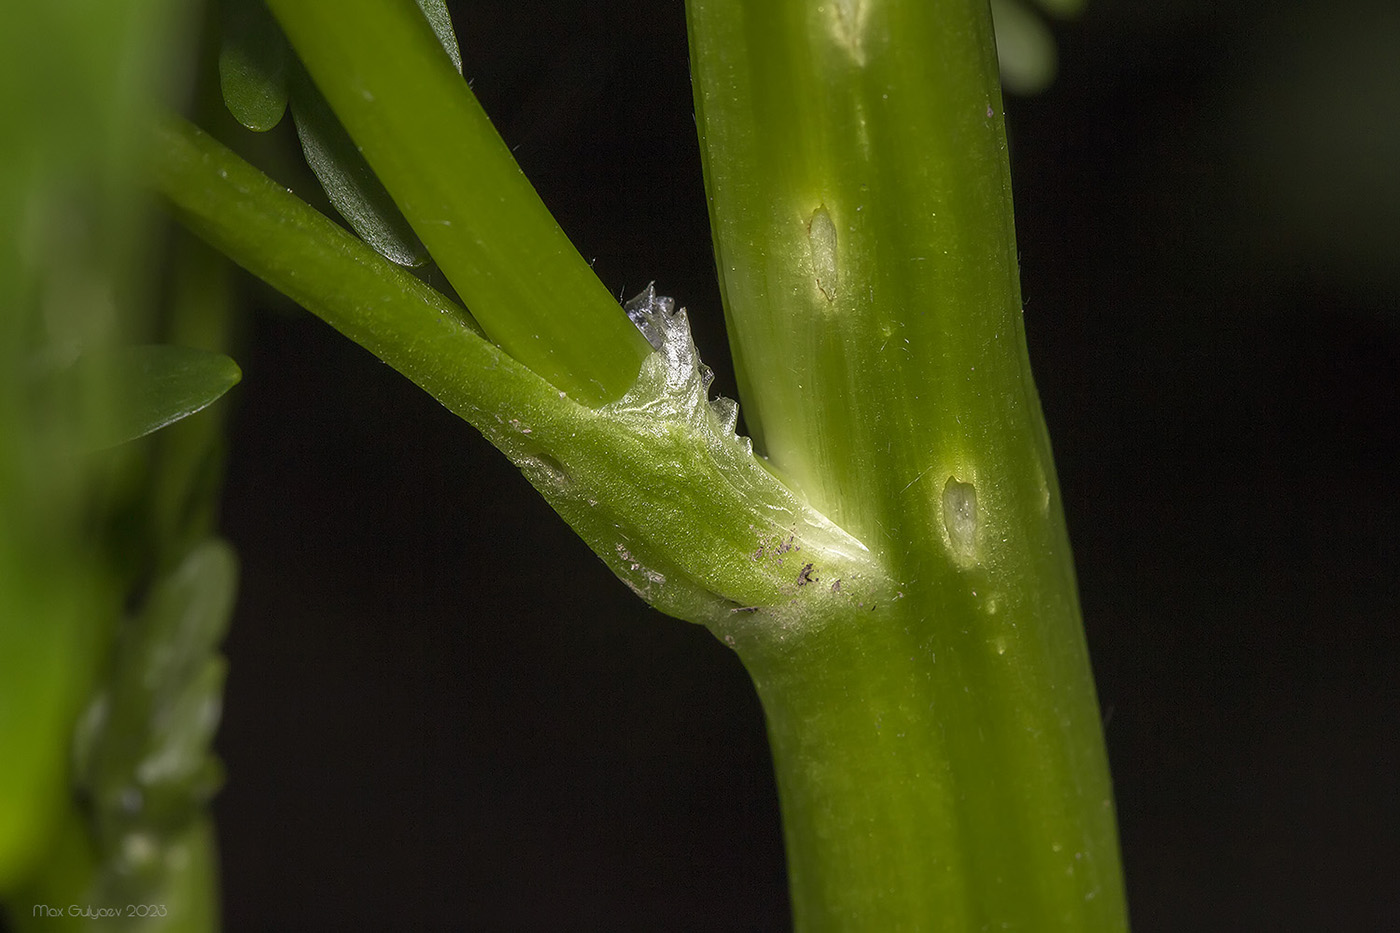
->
[2,1,238,928]
[4,0,1396,929]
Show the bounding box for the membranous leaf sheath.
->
[153,119,894,635]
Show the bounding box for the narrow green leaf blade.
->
[290,71,431,267]
[218,0,290,132]
[265,0,651,404]
[282,2,460,268]
[89,344,241,449]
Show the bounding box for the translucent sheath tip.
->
[624,282,671,351]
[485,282,893,628]
[614,283,733,440]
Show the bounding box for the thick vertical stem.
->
[687,0,1128,928]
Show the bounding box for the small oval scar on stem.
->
[808,205,839,302]
[942,475,978,564]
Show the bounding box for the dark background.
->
[213,0,1398,929]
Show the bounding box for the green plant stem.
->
[687,0,1127,928]
[152,115,894,628]
[263,0,650,405]
[151,117,484,384]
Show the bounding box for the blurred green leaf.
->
[1033,0,1085,18]
[84,345,241,450]
[142,234,240,571]
[74,538,236,905]
[218,0,290,132]
[0,0,196,895]
[992,0,1059,95]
